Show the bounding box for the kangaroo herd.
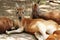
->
[0,3,60,40]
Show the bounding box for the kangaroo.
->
[32,3,60,25]
[6,7,60,40]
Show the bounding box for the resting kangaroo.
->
[32,3,60,24]
[6,8,60,40]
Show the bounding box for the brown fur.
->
[46,30,60,40]
[32,4,40,19]
[21,18,39,34]
[42,10,60,24]
[17,7,24,12]
[0,17,13,33]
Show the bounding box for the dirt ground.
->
[0,33,36,40]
